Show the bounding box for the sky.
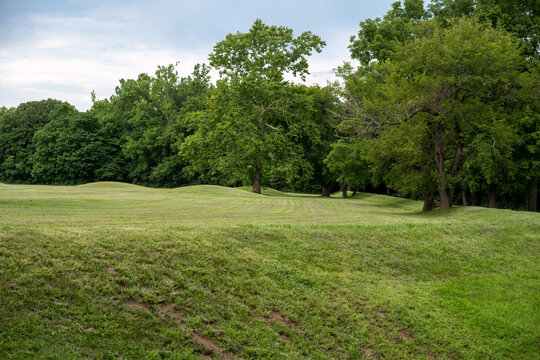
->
[0,0,396,111]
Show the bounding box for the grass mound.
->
[237,185,288,196]
[173,184,262,198]
[0,183,538,359]
[78,181,148,189]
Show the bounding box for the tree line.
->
[0,0,538,212]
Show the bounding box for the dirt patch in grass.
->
[279,333,290,342]
[156,303,238,359]
[192,332,235,360]
[399,329,413,341]
[158,302,183,322]
[425,349,438,359]
[139,285,153,294]
[123,300,239,358]
[105,267,117,275]
[363,348,377,359]
[124,300,150,312]
[267,311,299,330]
[156,303,237,358]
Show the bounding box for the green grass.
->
[0,182,538,359]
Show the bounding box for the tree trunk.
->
[432,122,451,211]
[352,188,358,197]
[462,189,469,206]
[473,191,482,206]
[422,192,435,212]
[342,189,348,198]
[449,187,455,205]
[528,181,537,212]
[252,167,262,194]
[438,188,451,211]
[386,187,391,196]
[321,184,331,197]
[488,184,496,208]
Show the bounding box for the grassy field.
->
[0,182,538,359]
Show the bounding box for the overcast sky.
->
[0,0,396,111]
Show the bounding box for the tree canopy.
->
[32,104,105,184]
[0,99,66,183]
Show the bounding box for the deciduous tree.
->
[182,19,325,193]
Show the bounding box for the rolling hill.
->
[0,182,538,359]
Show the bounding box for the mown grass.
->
[0,182,538,359]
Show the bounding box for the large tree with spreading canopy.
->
[181,19,325,193]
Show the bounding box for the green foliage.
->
[31,104,105,184]
[87,98,128,182]
[0,99,66,183]
[363,118,437,196]
[120,65,185,185]
[209,18,325,82]
[430,0,538,59]
[462,98,540,209]
[349,0,428,65]
[324,140,370,190]
[91,63,212,186]
[278,85,338,193]
[474,0,540,60]
[513,105,540,185]
[181,81,312,188]
[429,0,475,22]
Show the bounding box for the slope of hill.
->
[0,182,538,359]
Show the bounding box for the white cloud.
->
[0,11,212,110]
[0,8,359,111]
[0,47,210,110]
